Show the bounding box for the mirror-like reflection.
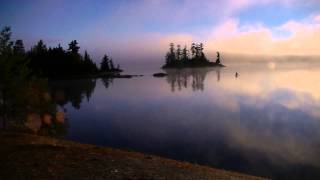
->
[8,59,320,179]
[165,68,221,92]
[49,79,96,109]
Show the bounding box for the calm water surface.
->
[50,59,320,179]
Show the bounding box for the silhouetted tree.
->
[216,51,221,64]
[83,50,98,73]
[13,39,25,55]
[163,42,221,68]
[165,43,176,66]
[191,43,196,58]
[182,46,189,62]
[100,54,110,72]
[68,40,80,54]
[0,26,13,55]
[33,40,47,53]
[176,44,181,61]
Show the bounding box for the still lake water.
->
[51,58,320,179]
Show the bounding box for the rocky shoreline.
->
[0,132,267,180]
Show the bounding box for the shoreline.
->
[0,132,267,179]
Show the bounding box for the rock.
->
[153,73,168,77]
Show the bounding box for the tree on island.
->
[166,43,176,65]
[163,43,223,68]
[83,50,98,73]
[216,51,221,64]
[100,54,122,73]
[100,54,110,72]
[182,46,189,62]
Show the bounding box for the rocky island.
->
[162,43,225,69]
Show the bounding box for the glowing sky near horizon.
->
[1,0,320,61]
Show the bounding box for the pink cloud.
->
[203,14,320,56]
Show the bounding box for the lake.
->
[50,57,320,179]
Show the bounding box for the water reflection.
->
[49,79,96,109]
[60,61,320,179]
[165,68,221,92]
[102,78,113,89]
[11,60,320,179]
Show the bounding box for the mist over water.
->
[51,56,320,179]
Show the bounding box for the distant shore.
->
[0,133,266,180]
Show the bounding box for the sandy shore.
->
[0,132,267,179]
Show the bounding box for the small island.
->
[162,43,225,69]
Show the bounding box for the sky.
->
[1,0,320,62]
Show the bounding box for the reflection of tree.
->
[216,68,221,82]
[165,68,220,92]
[49,79,96,109]
[102,78,113,89]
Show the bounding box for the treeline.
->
[163,43,222,68]
[1,27,122,79]
[28,40,122,78]
[0,26,122,131]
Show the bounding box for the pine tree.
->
[13,39,25,55]
[83,50,97,73]
[216,51,221,64]
[191,43,196,58]
[33,40,47,54]
[68,40,80,54]
[100,54,110,72]
[176,44,181,61]
[0,26,13,55]
[166,43,176,65]
[182,45,189,62]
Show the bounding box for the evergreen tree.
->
[191,43,196,58]
[13,39,25,55]
[100,54,110,72]
[176,44,181,61]
[68,40,80,54]
[199,43,204,55]
[166,43,176,65]
[83,50,97,73]
[163,42,214,68]
[216,51,221,64]
[195,44,200,58]
[33,40,47,54]
[0,26,13,55]
[199,43,206,61]
[83,51,91,64]
[165,52,171,65]
[182,45,189,62]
